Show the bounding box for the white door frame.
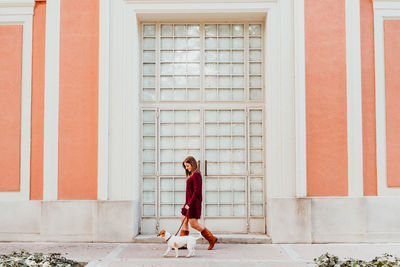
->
[102,0,299,236]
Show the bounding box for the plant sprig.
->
[0,249,86,267]
[314,252,400,267]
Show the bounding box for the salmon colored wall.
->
[0,25,23,191]
[58,0,99,199]
[30,1,46,200]
[360,0,377,196]
[305,0,348,196]
[384,20,400,188]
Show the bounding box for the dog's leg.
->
[163,247,171,257]
[186,243,194,257]
[174,247,179,258]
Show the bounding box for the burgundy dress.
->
[181,171,202,219]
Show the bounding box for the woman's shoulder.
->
[190,171,202,178]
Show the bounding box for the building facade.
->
[0,0,400,243]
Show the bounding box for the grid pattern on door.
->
[142,25,156,101]
[142,109,157,217]
[140,22,265,231]
[204,24,245,101]
[141,23,263,103]
[159,24,201,101]
[205,109,246,175]
[249,109,263,175]
[142,110,157,175]
[159,109,201,175]
[205,176,246,217]
[250,177,264,216]
[248,24,263,100]
[160,177,186,217]
[141,108,264,219]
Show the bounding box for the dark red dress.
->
[181,171,202,219]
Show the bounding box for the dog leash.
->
[174,208,190,236]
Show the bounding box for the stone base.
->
[267,197,400,243]
[1,197,400,243]
[0,201,136,242]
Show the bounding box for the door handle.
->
[205,160,207,176]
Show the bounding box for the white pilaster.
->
[278,0,296,197]
[98,0,111,200]
[43,0,60,200]
[294,0,307,197]
[346,0,364,196]
[264,3,280,199]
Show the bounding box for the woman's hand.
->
[185,204,189,209]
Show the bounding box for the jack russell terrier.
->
[157,229,201,258]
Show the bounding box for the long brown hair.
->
[182,156,199,178]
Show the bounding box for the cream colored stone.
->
[95,201,134,242]
[41,201,95,237]
[366,197,400,233]
[311,197,367,239]
[0,201,41,234]
[268,198,311,243]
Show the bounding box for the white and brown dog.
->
[157,229,201,257]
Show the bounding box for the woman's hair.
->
[182,156,199,177]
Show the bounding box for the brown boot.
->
[179,229,189,249]
[201,227,217,250]
[180,229,189,236]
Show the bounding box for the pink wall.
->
[58,0,99,199]
[30,1,46,200]
[0,25,23,191]
[384,20,400,188]
[360,0,377,195]
[305,0,348,196]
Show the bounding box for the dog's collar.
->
[166,235,172,242]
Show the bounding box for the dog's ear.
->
[158,229,166,237]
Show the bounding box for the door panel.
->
[204,109,246,176]
[141,107,265,233]
[159,109,201,175]
[140,22,265,234]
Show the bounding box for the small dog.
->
[157,229,201,257]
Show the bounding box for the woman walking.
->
[180,156,217,250]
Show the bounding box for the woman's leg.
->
[181,215,189,231]
[190,218,217,250]
[188,218,204,232]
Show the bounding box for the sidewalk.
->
[1,242,400,267]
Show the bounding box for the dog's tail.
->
[196,233,203,240]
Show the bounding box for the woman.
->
[180,156,217,250]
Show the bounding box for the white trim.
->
[373,1,400,196]
[98,0,111,200]
[123,6,137,201]
[126,2,271,14]
[110,0,280,234]
[277,0,296,197]
[0,5,34,200]
[373,0,400,10]
[0,0,34,16]
[264,3,279,199]
[125,0,276,3]
[0,0,33,6]
[345,0,364,196]
[294,0,307,197]
[43,0,60,200]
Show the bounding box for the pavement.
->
[1,242,400,267]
